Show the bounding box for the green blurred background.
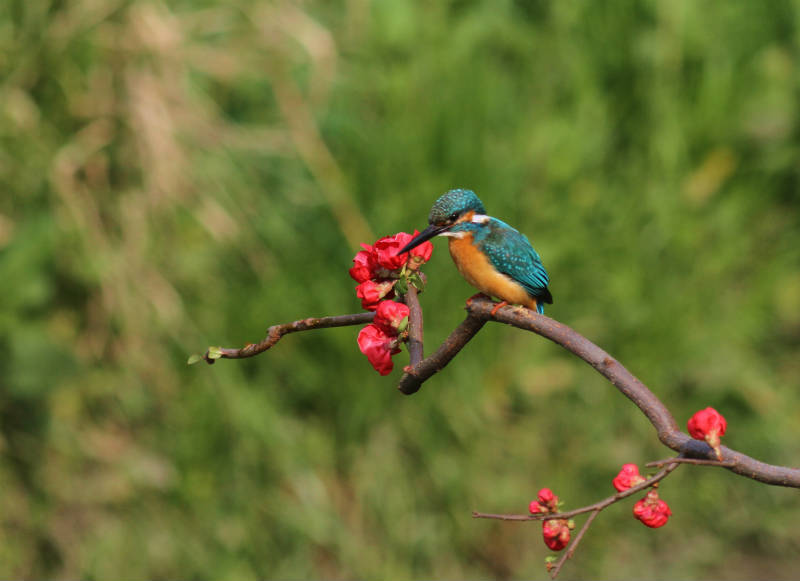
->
[2,0,799,578]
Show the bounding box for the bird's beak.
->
[398,223,450,254]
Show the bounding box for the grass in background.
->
[0,0,799,578]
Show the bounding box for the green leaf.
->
[187,353,203,365]
[394,277,408,295]
[207,346,223,360]
[397,316,409,333]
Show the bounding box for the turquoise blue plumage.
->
[451,218,552,312]
[400,189,553,314]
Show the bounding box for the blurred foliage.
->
[1,0,799,578]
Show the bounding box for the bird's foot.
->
[489,301,509,316]
[465,293,491,307]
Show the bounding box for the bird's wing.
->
[477,218,552,302]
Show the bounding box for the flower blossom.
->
[349,245,379,283]
[687,407,727,460]
[356,279,396,311]
[542,519,571,551]
[612,463,646,492]
[349,231,434,311]
[351,232,433,373]
[633,489,672,528]
[373,300,409,334]
[357,324,401,376]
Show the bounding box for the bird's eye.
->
[449,212,458,221]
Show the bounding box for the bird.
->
[398,188,552,314]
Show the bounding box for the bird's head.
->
[399,189,488,253]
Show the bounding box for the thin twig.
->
[646,457,737,468]
[202,312,375,363]
[474,461,680,579]
[549,509,600,579]
[473,462,678,522]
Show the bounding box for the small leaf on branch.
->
[397,316,409,333]
[394,277,408,295]
[187,353,203,365]
[410,272,425,291]
[207,346,223,360]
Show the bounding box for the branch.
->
[646,457,737,468]
[474,460,680,579]
[397,312,487,394]
[473,461,678,522]
[194,294,800,488]
[463,297,800,488]
[548,509,599,579]
[401,284,424,367]
[201,312,375,363]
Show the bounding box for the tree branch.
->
[548,509,599,579]
[397,312,487,394]
[473,461,678,522]
[201,312,375,363]
[195,294,800,488]
[401,284,424,367]
[463,297,800,488]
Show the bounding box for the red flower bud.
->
[687,407,727,460]
[537,488,559,511]
[355,280,396,311]
[373,300,410,335]
[612,463,646,492]
[357,323,401,375]
[633,490,672,528]
[529,500,545,514]
[542,519,571,551]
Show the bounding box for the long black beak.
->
[398,223,450,254]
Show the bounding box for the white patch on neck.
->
[440,230,468,238]
[470,214,490,224]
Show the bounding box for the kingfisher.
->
[398,189,553,314]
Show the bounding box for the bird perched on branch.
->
[398,189,552,314]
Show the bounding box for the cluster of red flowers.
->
[528,488,573,551]
[349,231,433,310]
[612,463,671,528]
[349,232,434,375]
[608,407,728,530]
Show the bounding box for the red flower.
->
[373,233,412,270]
[613,463,646,492]
[350,232,433,312]
[373,300,410,335]
[405,230,433,265]
[349,245,379,283]
[357,324,401,375]
[687,407,727,460]
[633,490,672,529]
[373,231,434,270]
[542,519,571,551]
[356,280,396,311]
[537,488,559,511]
[528,500,545,514]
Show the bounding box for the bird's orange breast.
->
[448,235,537,309]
